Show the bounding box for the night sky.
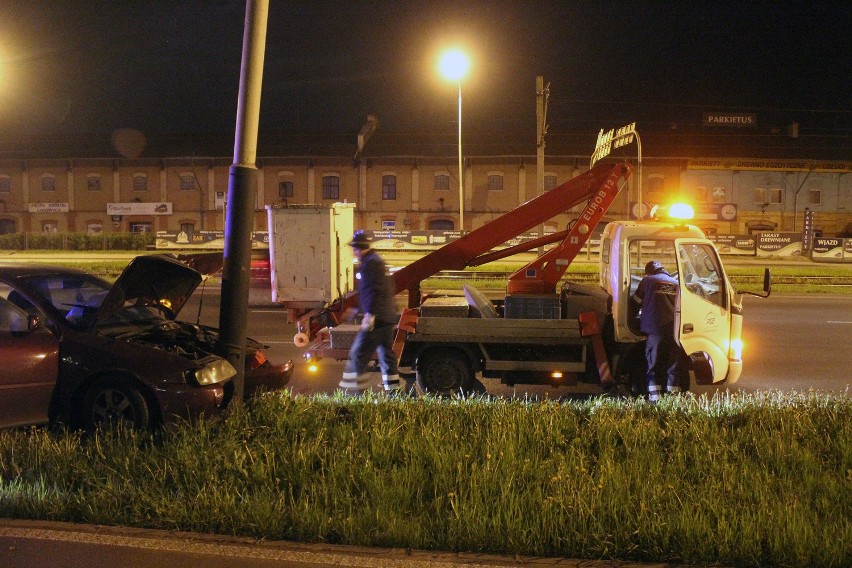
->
[0,1,849,143]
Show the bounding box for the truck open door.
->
[674,238,733,384]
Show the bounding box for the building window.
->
[130,222,152,233]
[648,175,664,193]
[87,175,101,191]
[487,173,504,191]
[42,175,56,192]
[0,176,9,193]
[544,174,557,191]
[429,219,455,230]
[133,174,148,192]
[382,174,397,200]
[809,189,821,205]
[42,221,58,233]
[322,175,340,200]
[753,187,783,205]
[710,187,727,203]
[180,222,195,234]
[434,173,450,191]
[278,181,294,199]
[180,173,195,191]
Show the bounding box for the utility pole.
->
[536,75,549,246]
[218,0,268,403]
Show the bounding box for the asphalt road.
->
[225,292,852,397]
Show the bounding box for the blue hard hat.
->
[645,260,665,275]
[349,230,370,249]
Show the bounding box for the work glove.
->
[360,313,375,331]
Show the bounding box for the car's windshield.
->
[17,274,164,329]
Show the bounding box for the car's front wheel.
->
[83,379,153,431]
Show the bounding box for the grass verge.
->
[1,390,849,567]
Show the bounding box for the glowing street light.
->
[438,48,470,232]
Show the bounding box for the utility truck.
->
[268,144,770,397]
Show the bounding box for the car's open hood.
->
[93,254,202,327]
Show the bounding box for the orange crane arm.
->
[507,163,631,294]
[391,162,632,299]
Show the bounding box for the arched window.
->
[133,173,148,192]
[179,173,195,191]
[434,173,450,191]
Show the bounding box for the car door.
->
[674,239,731,384]
[0,298,60,427]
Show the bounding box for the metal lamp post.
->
[439,49,470,232]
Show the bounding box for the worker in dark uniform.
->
[631,260,680,402]
[339,230,402,395]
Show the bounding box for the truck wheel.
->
[416,348,473,396]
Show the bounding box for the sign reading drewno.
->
[703,113,756,127]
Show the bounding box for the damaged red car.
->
[0,254,292,431]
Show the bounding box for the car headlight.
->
[191,359,238,385]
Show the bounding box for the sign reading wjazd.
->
[811,238,852,263]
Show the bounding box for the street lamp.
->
[438,48,469,232]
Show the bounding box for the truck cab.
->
[599,218,744,386]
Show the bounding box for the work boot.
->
[382,374,402,393]
[339,372,371,395]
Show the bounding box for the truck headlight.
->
[191,359,238,385]
[728,338,744,361]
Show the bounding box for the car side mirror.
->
[740,268,771,299]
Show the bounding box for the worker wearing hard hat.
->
[631,260,681,402]
[339,230,402,395]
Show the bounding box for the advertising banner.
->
[156,230,268,249]
[811,238,845,262]
[28,202,70,213]
[108,202,172,215]
[802,209,815,252]
[711,234,756,255]
[756,232,803,257]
